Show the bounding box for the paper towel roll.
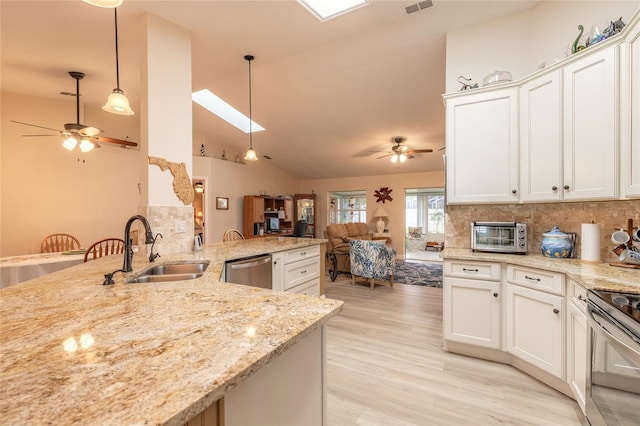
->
[581,223,601,262]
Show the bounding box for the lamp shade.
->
[372,205,389,218]
[82,0,123,7]
[102,89,134,115]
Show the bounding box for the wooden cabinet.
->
[294,194,316,238]
[566,279,587,414]
[243,195,265,237]
[443,260,502,349]
[621,15,640,198]
[505,265,565,379]
[562,47,618,200]
[243,196,294,237]
[520,70,563,202]
[445,88,519,204]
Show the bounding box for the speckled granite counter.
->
[0,237,343,425]
[441,248,640,294]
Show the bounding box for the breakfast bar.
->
[0,238,342,425]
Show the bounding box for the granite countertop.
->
[0,237,343,425]
[441,248,640,294]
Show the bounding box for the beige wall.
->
[1,92,141,256]
[445,1,639,93]
[300,171,445,257]
[445,200,640,263]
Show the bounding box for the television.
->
[266,217,280,233]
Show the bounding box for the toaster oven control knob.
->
[519,242,526,248]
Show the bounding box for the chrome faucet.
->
[123,215,155,273]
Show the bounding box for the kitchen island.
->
[0,237,343,425]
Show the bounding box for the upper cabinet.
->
[444,11,640,204]
[621,14,640,198]
[445,88,519,204]
[562,48,617,200]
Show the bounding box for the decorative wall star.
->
[374,187,393,203]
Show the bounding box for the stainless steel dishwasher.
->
[224,254,272,289]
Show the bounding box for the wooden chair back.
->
[222,229,245,242]
[41,233,81,253]
[84,238,125,262]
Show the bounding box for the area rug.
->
[390,260,442,287]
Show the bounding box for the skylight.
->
[192,89,265,134]
[297,0,370,22]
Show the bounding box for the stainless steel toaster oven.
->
[471,221,527,254]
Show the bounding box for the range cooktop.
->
[589,289,640,336]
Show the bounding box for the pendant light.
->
[82,0,123,7]
[102,8,134,116]
[244,55,258,161]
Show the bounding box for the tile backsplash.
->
[445,200,640,263]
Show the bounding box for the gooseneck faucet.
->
[123,215,155,273]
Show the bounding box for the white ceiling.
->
[1,0,537,180]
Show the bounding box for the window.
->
[405,189,445,234]
[329,191,366,224]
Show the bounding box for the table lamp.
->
[372,205,389,234]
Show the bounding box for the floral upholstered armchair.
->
[349,239,396,289]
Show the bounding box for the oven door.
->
[586,302,640,426]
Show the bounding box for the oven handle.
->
[587,302,640,365]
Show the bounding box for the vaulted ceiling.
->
[1,0,537,180]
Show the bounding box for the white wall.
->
[445,1,639,94]
[300,171,445,256]
[1,92,141,256]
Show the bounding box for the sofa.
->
[325,223,372,279]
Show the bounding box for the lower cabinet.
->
[566,279,588,414]
[272,245,321,295]
[444,277,501,349]
[506,283,564,378]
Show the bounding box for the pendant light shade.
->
[82,0,123,7]
[102,8,134,116]
[243,55,258,161]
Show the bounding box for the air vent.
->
[404,0,433,15]
[263,155,272,160]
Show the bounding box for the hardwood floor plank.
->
[325,276,583,425]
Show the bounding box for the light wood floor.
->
[324,276,584,426]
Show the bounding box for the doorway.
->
[192,177,208,243]
[405,188,445,262]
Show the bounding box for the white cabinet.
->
[566,279,588,414]
[443,260,501,349]
[519,70,563,202]
[562,47,618,200]
[621,15,640,198]
[273,245,320,295]
[505,265,565,378]
[445,88,519,204]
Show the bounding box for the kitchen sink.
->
[127,261,210,283]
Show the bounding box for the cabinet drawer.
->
[568,279,588,311]
[444,260,501,281]
[288,278,320,296]
[283,245,320,264]
[284,257,320,290]
[506,265,564,295]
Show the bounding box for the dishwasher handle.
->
[228,257,271,270]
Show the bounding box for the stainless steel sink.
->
[127,261,210,283]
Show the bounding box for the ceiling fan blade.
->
[376,153,391,159]
[94,135,138,148]
[438,146,446,151]
[11,120,62,133]
[22,134,60,137]
[408,149,434,154]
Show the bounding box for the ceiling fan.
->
[11,71,137,152]
[376,137,433,163]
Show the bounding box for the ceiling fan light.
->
[102,89,134,115]
[399,153,407,163]
[80,139,96,153]
[62,136,78,151]
[390,154,398,164]
[82,0,123,7]
[244,148,258,161]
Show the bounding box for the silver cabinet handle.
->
[462,268,478,273]
[525,275,541,282]
[552,186,558,191]
[564,185,570,190]
[512,189,517,194]
[553,308,560,314]
[577,294,586,302]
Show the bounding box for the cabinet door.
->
[506,283,564,378]
[520,70,563,202]
[445,88,519,204]
[444,277,501,349]
[252,197,264,223]
[284,199,293,221]
[563,48,617,200]
[567,294,587,414]
[621,17,640,198]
